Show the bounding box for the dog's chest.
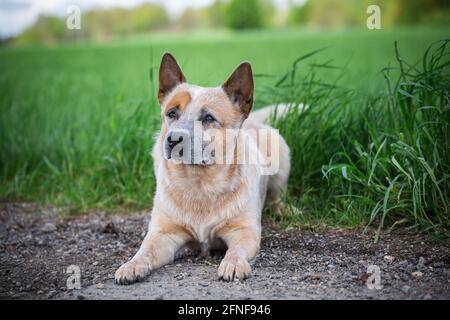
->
[190,231,227,255]
[187,216,223,244]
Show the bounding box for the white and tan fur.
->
[115,53,290,284]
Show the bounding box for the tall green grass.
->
[0,56,160,212]
[0,29,448,238]
[269,40,449,239]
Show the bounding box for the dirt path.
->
[0,202,449,300]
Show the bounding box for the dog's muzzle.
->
[165,131,186,160]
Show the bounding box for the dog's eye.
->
[203,114,216,123]
[166,110,178,120]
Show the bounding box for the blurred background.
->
[0,1,449,236]
[1,0,449,45]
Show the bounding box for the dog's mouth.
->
[168,159,212,167]
[165,147,215,166]
[186,161,209,167]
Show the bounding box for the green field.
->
[1,27,449,238]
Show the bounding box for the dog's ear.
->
[222,62,254,117]
[158,52,186,104]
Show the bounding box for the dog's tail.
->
[248,103,307,124]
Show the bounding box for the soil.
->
[0,202,449,300]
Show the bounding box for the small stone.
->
[41,223,57,232]
[309,274,321,281]
[102,222,118,235]
[417,256,426,269]
[412,271,423,279]
[383,255,395,263]
[174,274,184,280]
[424,294,432,300]
[95,283,104,289]
[401,285,410,294]
[92,261,99,266]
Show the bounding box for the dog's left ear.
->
[222,62,254,117]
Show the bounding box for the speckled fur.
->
[115,53,290,284]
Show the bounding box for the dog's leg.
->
[216,221,260,281]
[115,222,190,285]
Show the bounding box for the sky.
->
[0,0,307,38]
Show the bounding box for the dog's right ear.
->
[158,53,186,104]
[222,62,254,118]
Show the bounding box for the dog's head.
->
[158,52,254,165]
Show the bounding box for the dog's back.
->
[244,106,290,213]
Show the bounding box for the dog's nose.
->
[167,133,184,150]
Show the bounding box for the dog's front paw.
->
[217,253,251,281]
[115,258,151,285]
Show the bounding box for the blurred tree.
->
[392,0,450,25]
[288,0,312,26]
[225,0,264,30]
[15,15,66,45]
[174,1,226,31]
[130,4,170,32]
[14,3,169,45]
[204,0,226,28]
[287,0,450,27]
[260,0,277,27]
[177,8,204,30]
[304,0,361,27]
[13,0,450,46]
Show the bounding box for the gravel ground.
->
[0,202,449,300]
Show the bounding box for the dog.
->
[115,53,290,284]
